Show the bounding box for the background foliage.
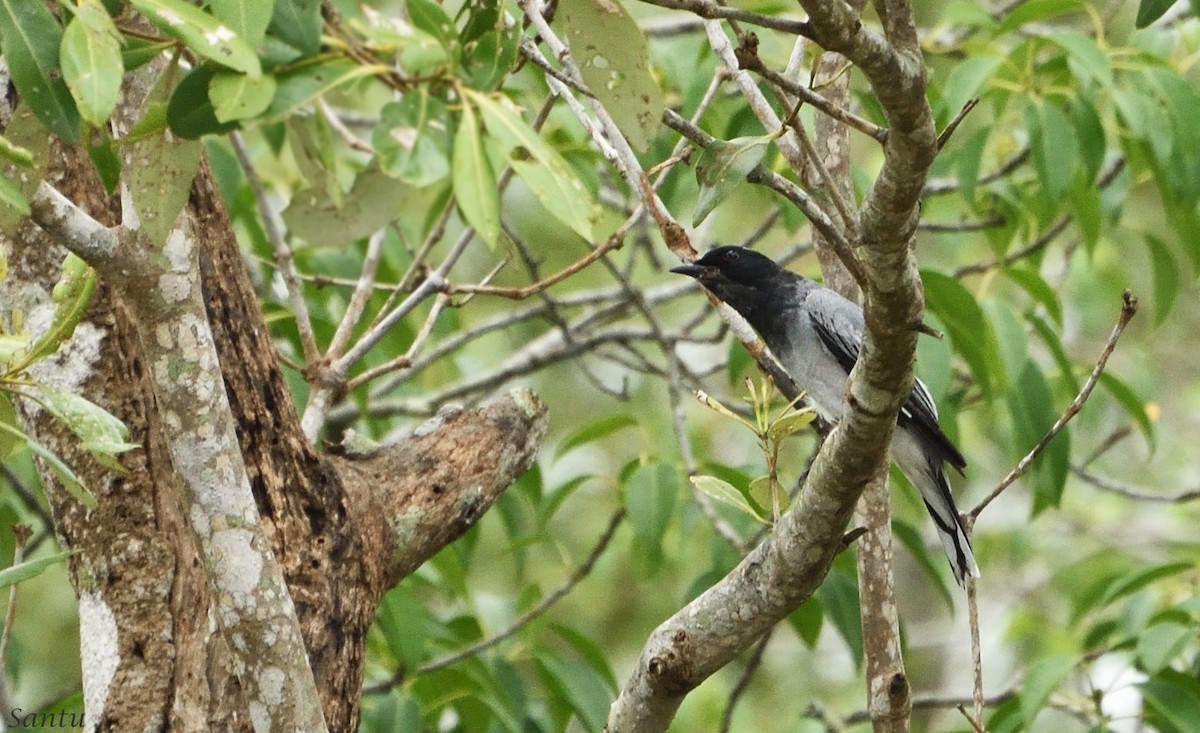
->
[1,0,1199,730]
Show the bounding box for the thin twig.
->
[745,58,888,143]
[635,0,813,35]
[1071,466,1200,503]
[229,131,321,365]
[969,290,1139,518]
[937,97,979,150]
[967,576,984,731]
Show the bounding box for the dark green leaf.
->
[1003,267,1063,325]
[997,0,1083,33]
[0,0,82,142]
[88,136,121,194]
[1094,561,1191,610]
[376,586,428,670]
[548,623,618,692]
[1141,670,1200,733]
[269,0,321,55]
[1008,361,1069,515]
[1097,371,1156,452]
[955,126,989,205]
[167,65,240,139]
[535,651,613,733]
[923,270,1001,396]
[1019,655,1076,726]
[560,0,665,152]
[787,596,823,648]
[1070,94,1106,183]
[1136,0,1178,27]
[817,568,862,664]
[1144,234,1181,326]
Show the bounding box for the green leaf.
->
[376,586,428,670]
[32,385,139,461]
[283,168,407,247]
[14,254,97,371]
[0,174,29,217]
[1047,32,1112,89]
[407,0,457,53]
[0,0,82,142]
[1019,654,1076,726]
[462,23,519,91]
[940,55,1001,120]
[209,0,273,48]
[787,596,823,648]
[1145,234,1181,327]
[997,0,1083,33]
[468,90,598,241]
[817,568,863,664]
[269,0,321,55]
[1008,361,1069,515]
[1003,267,1063,325]
[766,408,816,443]
[956,126,989,205]
[88,134,122,195]
[548,622,618,692]
[209,72,277,123]
[535,651,613,733]
[0,550,75,589]
[1135,0,1177,27]
[1094,561,1191,610]
[60,0,124,127]
[560,0,665,152]
[1068,174,1102,256]
[923,270,1001,396]
[1070,94,1106,184]
[1026,101,1077,199]
[130,0,262,76]
[1140,670,1200,733]
[452,99,501,249]
[0,420,95,507]
[689,475,768,524]
[130,112,203,245]
[693,136,771,226]
[167,64,240,139]
[373,93,452,186]
[1136,617,1193,674]
[555,414,638,459]
[624,463,679,568]
[1097,371,1156,452]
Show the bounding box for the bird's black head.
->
[670,246,796,324]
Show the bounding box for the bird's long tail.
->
[917,458,980,587]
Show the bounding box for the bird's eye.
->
[724,250,740,262]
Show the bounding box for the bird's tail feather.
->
[917,459,979,587]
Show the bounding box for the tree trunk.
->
[2,83,547,731]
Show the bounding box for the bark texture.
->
[3,102,546,732]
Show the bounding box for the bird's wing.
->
[806,289,966,470]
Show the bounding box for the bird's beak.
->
[670,263,713,279]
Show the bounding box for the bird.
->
[672,246,979,586]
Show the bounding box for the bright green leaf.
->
[940,55,1001,120]
[0,0,82,142]
[1026,101,1077,199]
[130,0,262,76]
[1047,32,1112,89]
[0,420,95,507]
[0,174,29,217]
[32,384,139,459]
[1137,617,1193,674]
[452,99,502,249]
[560,0,665,152]
[535,651,612,733]
[60,0,124,127]
[209,72,278,123]
[923,270,1001,396]
[167,64,241,139]
[407,0,457,53]
[625,463,680,568]
[1095,562,1191,610]
[1003,267,1063,325]
[997,0,1083,33]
